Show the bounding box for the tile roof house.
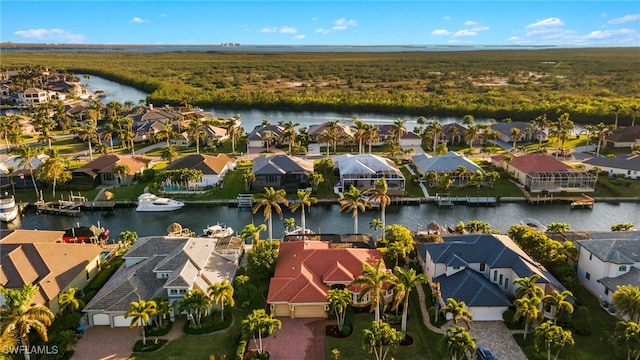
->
[333,154,404,195]
[582,154,640,179]
[490,121,546,144]
[84,235,242,327]
[412,151,485,186]
[163,154,236,190]
[0,229,104,315]
[442,123,467,145]
[416,234,567,321]
[17,87,49,105]
[575,231,640,313]
[604,125,640,149]
[71,154,153,187]
[267,240,391,318]
[307,122,354,144]
[247,125,285,149]
[491,153,596,192]
[374,125,422,147]
[251,154,314,191]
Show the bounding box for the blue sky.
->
[1,1,639,46]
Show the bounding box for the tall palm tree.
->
[514,274,544,299]
[242,309,281,355]
[240,223,267,243]
[338,185,369,234]
[431,282,444,322]
[391,267,428,340]
[593,122,613,156]
[613,285,640,323]
[37,150,70,198]
[425,120,444,154]
[514,296,542,339]
[58,288,85,315]
[252,187,288,240]
[0,285,54,360]
[543,290,574,324]
[160,145,179,163]
[262,129,275,152]
[351,119,368,154]
[289,189,317,234]
[510,127,522,149]
[187,117,206,154]
[369,219,383,240]
[151,296,171,328]
[362,320,402,360]
[534,320,575,360]
[125,300,157,346]
[10,145,42,198]
[610,103,623,127]
[464,125,480,149]
[0,115,19,151]
[351,259,393,321]
[442,324,476,360]
[326,288,352,332]
[319,130,333,157]
[390,119,407,145]
[177,289,210,328]
[227,116,241,154]
[208,280,235,322]
[441,298,473,329]
[364,124,380,153]
[630,104,639,127]
[76,122,99,161]
[364,177,392,241]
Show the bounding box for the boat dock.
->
[36,201,82,216]
[520,187,595,209]
[229,194,253,208]
[434,194,497,207]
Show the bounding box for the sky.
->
[1,1,639,46]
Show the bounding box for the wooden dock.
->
[520,187,595,209]
[570,194,595,209]
[434,194,497,207]
[231,194,253,208]
[36,201,81,216]
[82,201,116,211]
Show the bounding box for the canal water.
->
[6,202,639,241]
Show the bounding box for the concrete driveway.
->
[261,318,329,360]
[470,321,527,360]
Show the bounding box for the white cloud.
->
[334,18,357,27]
[464,20,478,26]
[13,28,85,43]
[526,18,564,28]
[453,29,477,37]
[315,28,330,34]
[526,27,564,37]
[159,14,167,17]
[129,17,148,24]
[431,29,451,36]
[585,28,637,39]
[261,27,278,33]
[608,14,640,24]
[293,34,306,40]
[470,25,490,32]
[332,25,348,31]
[443,16,451,21]
[280,26,297,34]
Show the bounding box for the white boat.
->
[0,193,18,222]
[136,193,184,212]
[202,223,234,238]
[284,226,315,236]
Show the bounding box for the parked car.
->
[476,346,497,360]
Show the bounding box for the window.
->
[586,272,591,280]
[499,274,503,286]
[504,278,509,290]
[605,288,609,295]
[619,265,628,272]
[453,266,460,270]
[493,270,498,282]
[86,270,90,280]
[589,253,593,261]
[480,263,486,272]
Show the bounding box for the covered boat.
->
[63,223,110,243]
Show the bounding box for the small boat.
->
[94,89,106,97]
[521,218,547,232]
[0,192,18,222]
[136,193,184,212]
[202,223,234,238]
[284,226,314,236]
[63,223,110,243]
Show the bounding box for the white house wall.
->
[470,306,509,321]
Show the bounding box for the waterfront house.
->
[581,154,640,179]
[16,87,49,106]
[71,154,153,187]
[333,153,405,195]
[247,124,285,149]
[267,240,391,318]
[203,125,229,146]
[605,125,640,149]
[0,229,104,315]
[307,122,354,144]
[575,231,640,314]
[251,154,314,191]
[442,123,467,145]
[83,234,242,327]
[490,121,546,144]
[163,153,236,191]
[412,151,485,186]
[0,154,49,189]
[375,124,422,147]
[491,153,596,192]
[417,234,567,321]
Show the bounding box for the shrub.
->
[428,306,436,321]
[341,324,352,337]
[502,308,515,323]
[570,306,592,336]
[236,340,248,360]
[132,338,168,352]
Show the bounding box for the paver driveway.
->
[470,321,527,360]
[260,318,329,360]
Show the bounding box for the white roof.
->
[334,154,401,176]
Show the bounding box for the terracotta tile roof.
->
[508,153,571,173]
[165,154,235,175]
[77,154,152,175]
[0,229,65,243]
[267,241,385,304]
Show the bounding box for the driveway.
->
[261,318,329,360]
[470,321,527,360]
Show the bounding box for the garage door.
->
[92,313,110,326]
[293,305,326,318]
[113,315,133,327]
[273,304,290,318]
[471,307,507,321]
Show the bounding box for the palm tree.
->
[76,122,99,161]
[252,187,288,240]
[160,145,179,163]
[364,177,392,241]
[36,127,55,150]
[391,267,428,340]
[514,274,544,299]
[0,285,54,360]
[283,217,296,233]
[10,145,42,198]
[614,321,640,360]
[326,288,352,332]
[242,309,282,355]
[441,298,473,329]
[240,223,267,243]
[362,320,402,360]
[208,280,235,322]
[534,320,575,360]
[37,150,70,198]
[242,171,256,191]
[338,185,369,234]
[442,324,476,360]
[514,296,542,339]
[612,223,637,231]
[543,290,574,324]
[262,129,275,152]
[319,130,333,157]
[364,124,380,153]
[630,104,639,127]
[157,121,174,146]
[177,289,210,328]
[369,219,383,241]
[0,115,19,151]
[547,222,570,233]
[112,163,130,185]
[510,127,522,149]
[187,117,206,154]
[351,119,368,154]
[390,119,407,144]
[289,189,317,234]
[613,285,640,323]
[610,103,623,127]
[351,259,393,321]
[125,299,157,346]
[464,125,480,150]
[58,288,85,315]
[425,120,444,154]
[151,296,171,328]
[431,282,444,322]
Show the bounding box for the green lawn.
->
[400,166,423,198]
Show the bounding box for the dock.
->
[230,194,253,208]
[570,194,595,209]
[35,201,81,216]
[434,194,497,207]
[520,187,595,209]
[82,201,116,211]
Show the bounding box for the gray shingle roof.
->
[435,268,512,307]
[252,155,314,175]
[412,151,485,174]
[577,238,640,264]
[247,125,285,140]
[598,266,640,291]
[490,121,534,136]
[582,154,640,171]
